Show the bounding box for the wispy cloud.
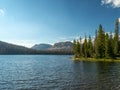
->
[101,0,120,8]
[58,36,80,42]
[0,9,5,16]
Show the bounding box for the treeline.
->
[73,18,120,59]
[36,50,73,55]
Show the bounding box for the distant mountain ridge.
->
[0,40,73,54]
[31,44,52,50]
[31,41,73,51]
[0,41,36,54]
[48,41,73,51]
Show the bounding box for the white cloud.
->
[0,9,5,16]
[118,18,120,22]
[101,0,120,8]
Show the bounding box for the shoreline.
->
[72,57,120,62]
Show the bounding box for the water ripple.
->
[0,55,120,90]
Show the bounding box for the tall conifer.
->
[114,18,119,55]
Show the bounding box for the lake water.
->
[0,55,120,90]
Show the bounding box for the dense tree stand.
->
[73,18,120,60]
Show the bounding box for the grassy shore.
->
[72,57,120,62]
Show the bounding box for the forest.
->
[73,18,120,59]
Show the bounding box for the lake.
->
[0,55,120,90]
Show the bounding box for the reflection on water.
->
[0,55,120,90]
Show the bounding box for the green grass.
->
[72,57,120,62]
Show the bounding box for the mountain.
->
[31,44,52,50]
[31,41,73,54]
[48,41,73,51]
[0,41,73,55]
[0,41,36,54]
[31,41,73,51]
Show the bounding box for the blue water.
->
[0,55,120,90]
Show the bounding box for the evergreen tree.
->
[83,35,88,58]
[87,35,93,57]
[76,40,80,57]
[79,37,82,57]
[114,18,119,55]
[73,39,81,58]
[73,39,77,57]
[109,32,114,58]
[97,24,105,58]
[105,33,110,58]
[94,30,98,57]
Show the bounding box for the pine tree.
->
[83,35,88,58]
[105,33,110,58]
[79,37,82,57]
[114,18,119,55]
[94,30,98,58]
[109,32,114,58]
[73,39,77,57]
[87,35,93,57]
[97,24,105,58]
[76,40,80,57]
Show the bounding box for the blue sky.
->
[0,0,120,47]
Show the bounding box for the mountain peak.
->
[31,41,73,51]
[31,44,52,50]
